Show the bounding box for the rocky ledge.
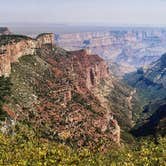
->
[0,33,54,76]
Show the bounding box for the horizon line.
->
[2,22,166,28]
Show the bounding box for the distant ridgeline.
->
[0,33,54,76]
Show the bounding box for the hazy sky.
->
[1,0,166,26]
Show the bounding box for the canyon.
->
[0,32,137,148]
[55,28,166,75]
[125,53,166,137]
[124,53,166,102]
[0,28,165,150]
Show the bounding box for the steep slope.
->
[124,53,166,103]
[124,53,166,137]
[145,53,166,88]
[0,33,54,76]
[108,61,135,78]
[0,34,138,148]
[132,99,166,137]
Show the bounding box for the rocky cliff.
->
[69,49,109,90]
[0,33,54,76]
[145,53,166,88]
[36,33,55,47]
[0,33,137,148]
[56,29,166,74]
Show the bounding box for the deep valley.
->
[0,27,165,165]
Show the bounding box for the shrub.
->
[0,124,165,165]
[0,76,12,120]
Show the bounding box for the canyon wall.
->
[36,33,55,47]
[56,29,166,72]
[69,49,110,90]
[3,42,122,146]
[0,33,54,76]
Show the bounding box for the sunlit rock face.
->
[144,53,166,88]
[1,42,123,147]
[55,29,166,73]
[36,33,55,47]
[69,49,110,90]
[0,33,54,76]
[0,33,137,147]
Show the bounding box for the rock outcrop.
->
[0,33,137,148]
[5,43,122,147]
[69,49,109,90]
[36,33,55,47]
[0,33,54,76]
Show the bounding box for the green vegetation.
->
[36,33,53,38]
[0,124,165,165]
[0,35,33,46]
[0,76,12,120]
[72,93,99,115]
[0,42,164,165]
[9,54,50,107]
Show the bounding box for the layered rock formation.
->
[69,49,109,90]
[0,33,54,76]
[145,53,166,88]
[0,33,137,148]
[55,29,166,74]
[36,33,55,47]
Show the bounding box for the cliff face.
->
[0,33,137,148]
[4,44,122,147]
[0,33,54,76]
[56,29,166,73]
[36,33,55,47]
[0,39,36,76]
[69,49,110,90]
[145,53,166,88]
[124,53,166,103]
